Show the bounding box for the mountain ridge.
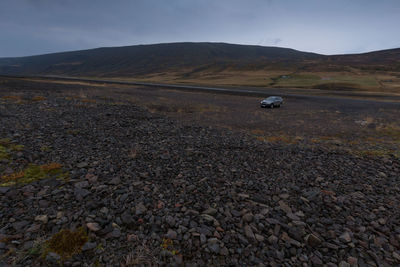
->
[0,42,399,92]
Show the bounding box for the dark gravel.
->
[0,94,399,266]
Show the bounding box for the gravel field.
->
[0,79,399,266]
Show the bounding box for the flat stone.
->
[286,212,300,221]
[46,252,61,263]
[166,229,177,239]
[100,207,109,214]
[311,255,323,266]
[165,215,175,226]
[208,242,220,254]
[86,222,101,232]
[306,234,322,247]
[244,225,255,242]
[0,187,10,194]
[203,207,218,216]
[220,246,229,256]
[347,257,358,267]
[121,211,133,225]
[243,213,254,223]
[339,261,350,267]
[74,187,90,200]
[34,215,48,224]
[238,193,249,199]
[201,214,216,222]
[378,172,387,178]
[324,242,339,250]
[279,193,290,199]
[82,242,97,251]
[12,220,29,231]
[268,235,278,244]
[77,162,88,168]
[339,232,352,243]
[200,234,207,244]
[278,200,292,214]
[255,233,265,242]
[266,218,280,224]
[135,202,147,215]
[109,229,121,238]
[392,251,400,261]
[23,241,34,250]
[108,177,121,185]
[74,181,89,188]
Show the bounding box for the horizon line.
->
[1,41,399,59]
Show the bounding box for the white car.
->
[260,96,283,108]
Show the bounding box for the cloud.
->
[257,38,282,46]
[0,0,399,56]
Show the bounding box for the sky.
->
[0,0,399,57]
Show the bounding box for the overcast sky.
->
[0,0,399,57]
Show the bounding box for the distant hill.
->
[0,42,324,76]
[0,42,399,92]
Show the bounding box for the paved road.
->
[2,74,400,105]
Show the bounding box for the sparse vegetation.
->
[0,75,399,266]
[42,227,88,261]
[0,163,68,187]
[32,96,46,101]
[0,138,24,160]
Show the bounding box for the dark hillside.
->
[0,42,323,76]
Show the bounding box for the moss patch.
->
[0,138,24,160]
[42,227,88,261]
[0,145,8,160]
[0,163,68,187]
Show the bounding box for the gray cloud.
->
[0,0,399,57]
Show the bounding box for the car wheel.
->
[270,103,274,108]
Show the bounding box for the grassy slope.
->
[0,42,399,93]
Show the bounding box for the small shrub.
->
[42,227,88,261]
[40,145,52,152]
[67,129,80,136]
[161,238,180,255]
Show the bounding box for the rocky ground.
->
[0,89,399,266]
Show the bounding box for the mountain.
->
[0,42,399,92]
[0,42,324,76]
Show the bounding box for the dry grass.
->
[255,135,300,144]
[32,96,46,101]
[376,124,400,140]
[42,227,88,261]
[23,78,108,88]
[123,239,159,266]
[103,68,400,94]
[1,95,23,103]
[80,98,96,103]
[2,95,22,101]
[251,129,265,135]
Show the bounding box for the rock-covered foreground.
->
[0,95,399,266]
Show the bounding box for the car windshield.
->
[266,97,278,101]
